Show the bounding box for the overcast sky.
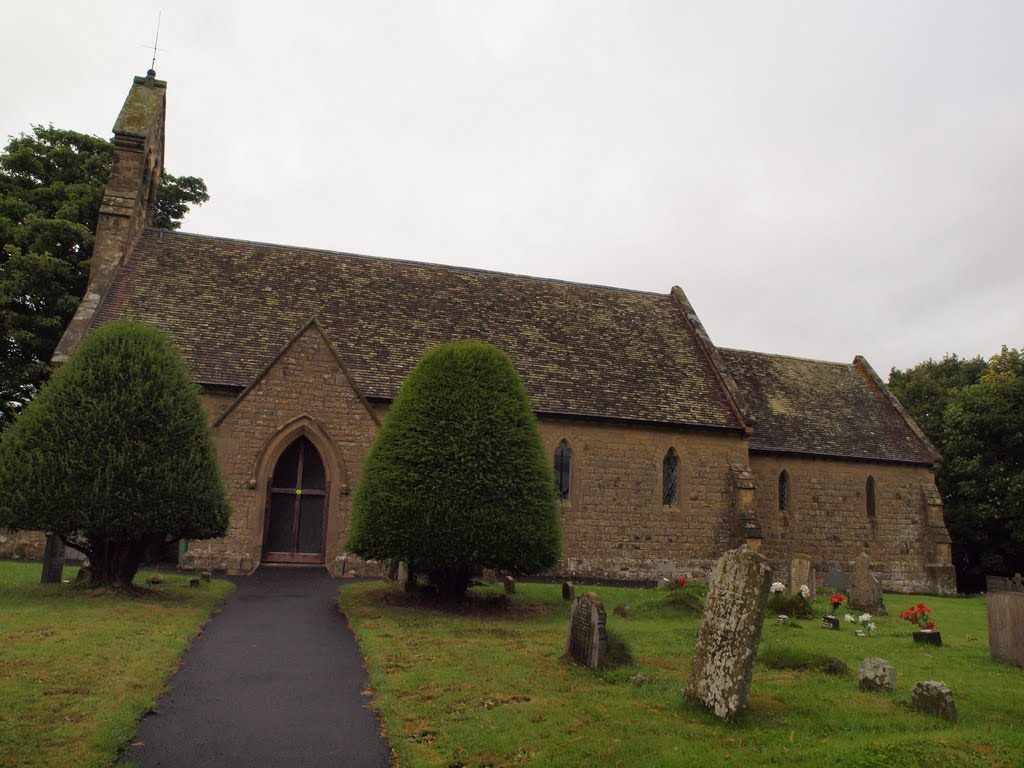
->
[4,2,1021,377]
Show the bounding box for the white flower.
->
[770,581,786,594]
[800,585,811,599]
[859,613,872,623]
[868,623,877,631]
[855,630,866,637]
[844,613,855,622]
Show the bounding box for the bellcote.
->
[53,73,167,363]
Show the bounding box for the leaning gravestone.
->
[848,553,884,614]
[564,592,608,669]
[684,544,772,719]
[987,575,1024,667]
[788,554,814,597]
[826,567,847,589]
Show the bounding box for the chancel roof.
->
[719,348,937,465]
[92,229,745,430]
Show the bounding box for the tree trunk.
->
[87,537,153,588]
[431,566,472,602]
[40,533,65,584]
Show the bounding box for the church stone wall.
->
[537,419,747,581]
[749,453,954,594]
[184,325,380,575]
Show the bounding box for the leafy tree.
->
[890,348,1023,591]
[346,340,561,600]
[940,347,1024,590]
[888,353,987,439]
[0,320,229,588]
[0,126,208,428]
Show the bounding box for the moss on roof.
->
[93,230,744,430]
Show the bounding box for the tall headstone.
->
[503,575,516,594]
[987,575,1024,667]
[788,554,814,597]
[564,592,608,669]
[684,544,772,719]
[562,581,575,601]
[848,553,884,614]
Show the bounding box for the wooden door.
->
[262,436,329,564]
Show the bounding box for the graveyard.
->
[3,558,1023,768]
[339,577,1023,768]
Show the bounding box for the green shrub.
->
[0,321,229,587]
[346,341,561,600]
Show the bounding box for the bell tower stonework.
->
[53,71,166,363]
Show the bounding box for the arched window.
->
[866,476,876,519]
[662,448,679,506]
[554,440,572,502]
[778,470,790,515]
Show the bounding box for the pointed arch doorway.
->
[262,436,330,564]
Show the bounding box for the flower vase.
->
[820,615,840,631]
[912,630,942,647]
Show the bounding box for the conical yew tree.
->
[0,320,229,587]
[346,340,561,600]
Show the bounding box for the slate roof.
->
[91,229,745,430]
[719,348,936,465]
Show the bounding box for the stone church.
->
[14,72,958,594]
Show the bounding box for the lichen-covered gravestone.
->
[849,552,884,614]
[684,544,772,719]
[986,575,1024,667]
[858,657,896,692]
[564,592,608,669]
[911,681,958,722]
[788,554,814,597]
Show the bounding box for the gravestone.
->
[684,544,772,719]
[564,592,608,669]
[614,603,630,618]
[858,657,896,692]
[826,567,847,589]
[562,581,575,601]
[848,553,884,614]
[503,575,516,594]
[657,577,671,590]
[911,681,958,722]
[788,554,814,597]
[987,575,1024,667]
[481,568,497,583]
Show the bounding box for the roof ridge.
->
[721,346,856,368]
[143,228,671,299]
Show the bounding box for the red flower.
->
[677,578,687,587]
[830,593,844,606]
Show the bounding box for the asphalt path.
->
[123,567,392,767]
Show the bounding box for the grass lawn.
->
[340,581,1024,768]
[0,561,233,768]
